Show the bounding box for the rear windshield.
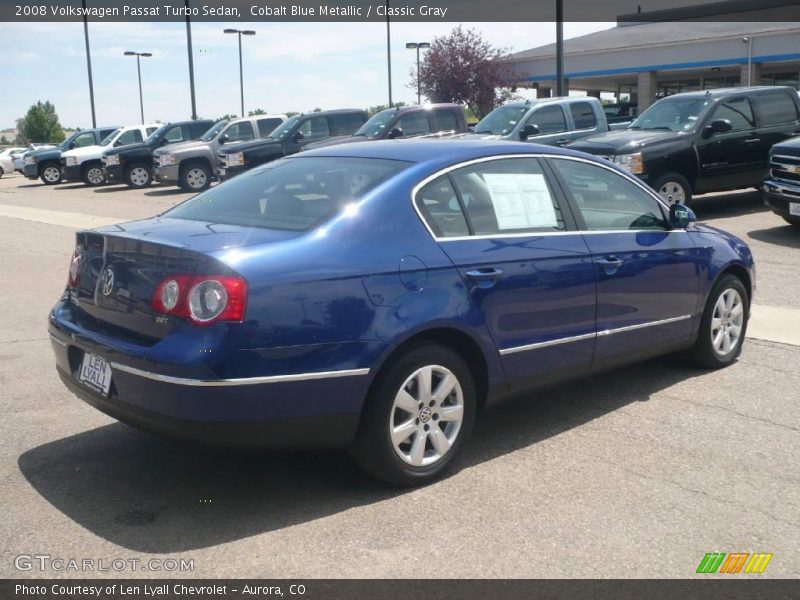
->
[165,157,410,231]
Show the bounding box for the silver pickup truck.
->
[463,96,610,146]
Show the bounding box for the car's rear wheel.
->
[690,274,748,369]
[40,163,62,185]
[782,216,800,229]
[81,163,105,186]
[124,162,152,188]
[180,162,211,193]
[652,172,692,206]
[350,343,476,486]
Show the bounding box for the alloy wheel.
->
[129,167,150,187]
[87,167,104,185]
[389,364,464,467]
[43,166,61,183]
[186,168,207,190]
[658,181,686,205]
[711,288,744,356]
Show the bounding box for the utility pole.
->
[185,0,197,119]
[81,0,96,127]
[386,1,393,106]
[556,0,565,97]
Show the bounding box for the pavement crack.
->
[674,396,799,432]
[1,337,48,345]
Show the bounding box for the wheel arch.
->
[180,155,212,173]
[716,262,753,305]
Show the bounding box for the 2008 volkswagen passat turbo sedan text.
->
[49,140,755,486]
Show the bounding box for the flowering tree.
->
[412,26,518,118]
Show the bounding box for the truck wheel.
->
[0,166,4,178]
[179,162,211,193]
[124,162,152,189]
[652,173,692,206]
[783,217,800,229]
[40,163,63,185]
[81,163,105,186]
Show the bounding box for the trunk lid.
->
[71,218,299,342]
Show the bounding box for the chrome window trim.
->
[109,362,370,387]
[498,314,693,356]
[411,153,674,242]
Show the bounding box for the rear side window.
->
[190,121,213,138]
[297,116,331,140]
[330,113,367,135]
[570,102,597,129]
[450,158,566,234]
[164,125,185,143]
[713,97,755,131]
[415,176,470,238]
[166,157,408,231]
[225,121,255,142]
[256,118,283,137]
[526,105,567,134]
[433,108,459,132]
[397,111,431,136]
[755,92,799,126]
[99,129,116,139]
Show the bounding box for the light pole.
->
[185,0,197,120]
[81,0,96,128]
[386,1,392,106]
[556,0,565,97]
[224,28,256,117]
[124,51,152,124]
[406,42,430,104]
[742,36,753,86]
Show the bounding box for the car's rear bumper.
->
[49,322,371,449]
[153,164,179,184]
[762,177,800,219]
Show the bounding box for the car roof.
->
[661,86,796,100]
[395,103,461,113]
[298,138,593,165]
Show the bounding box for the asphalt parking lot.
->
[0,172,798,578]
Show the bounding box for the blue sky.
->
[1,21,611,129]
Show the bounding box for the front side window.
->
[551,159,668,231]
[526,105,567,134]
[224,121,254,142]
[256,117,284,137]
[297,116,331,139]
[570,102,597,129]
[164,125,185,142]
[712,97,755,131]
[396,112,431,136]
[165,157,409,231]
[433,108,458,132]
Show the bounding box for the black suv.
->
[102,119,213,188]
[570,87,800,205]
[216,109,368,180]
[307,103,468,150]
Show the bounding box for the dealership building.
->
[507,0,800,114]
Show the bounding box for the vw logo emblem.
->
[100,268,115,297]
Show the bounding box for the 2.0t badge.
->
[100,267,115,297]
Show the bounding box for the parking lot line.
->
[0,203,120,229]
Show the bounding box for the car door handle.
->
[465,268,504,281]
[555,138,570,146]
[596,256,623,269]
[743,138,761,144]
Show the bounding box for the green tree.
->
[216,113,239,121]
[16,101,66,144]
[285,111,300,118]
[413,26,518,118]
[248,108,267,116]
[0,135,8,145]
[366,102,406,116]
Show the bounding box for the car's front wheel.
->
[351,343,476,486]
[40,162,63,185]
[179,162,211,193]
[652,172,692,206]
[81,163,105,186]
[690,274,749,369]
[124,162,152,188]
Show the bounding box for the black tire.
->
[690,274,749,369]
[782,216,800,229]
[350,343,477,486]
[81,162,105,187]
[179,161,211,193]
[651,172,693,206]
[124,162,152,189]
[0,166,4,178]
[39,162,63,185]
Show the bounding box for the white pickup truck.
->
[60,124,160,186]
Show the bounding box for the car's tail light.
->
[67,247,81,289]
[152,275,247,326]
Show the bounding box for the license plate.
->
[78,352,112,396]
[790,202,800,216]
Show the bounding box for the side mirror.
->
[520,124,540,140]
[113,140,122,146]
[68,141,76,149]
[292,131,305,142]
[219,133,229,145]
[669,203,696,229]
[387,127,404,139]
[160,137,170,146]
[703,118,732,138]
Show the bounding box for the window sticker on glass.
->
[483,173,557,230]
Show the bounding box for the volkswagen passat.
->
[49,140,754,485]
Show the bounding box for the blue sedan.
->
[49,140,754,485]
